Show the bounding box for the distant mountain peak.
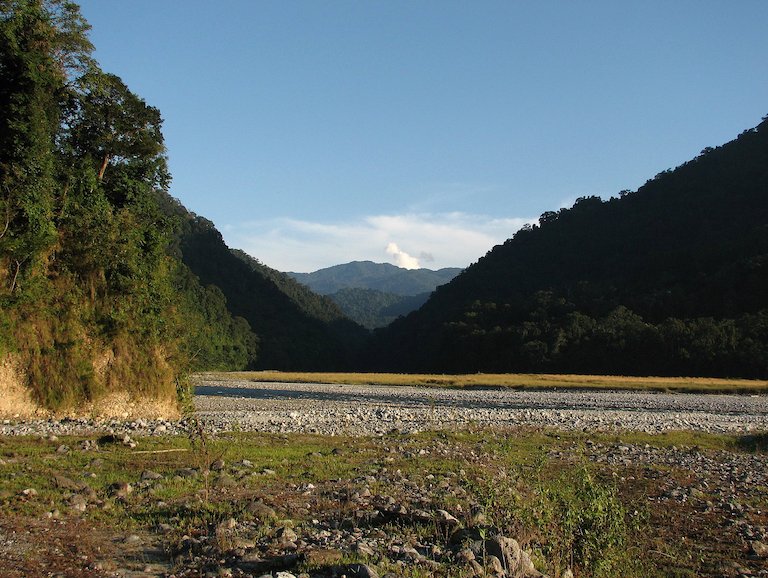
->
[286,261,463,296]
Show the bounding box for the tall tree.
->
[1,1,60,292]
[0,0,93,293]
[67,71,165,184]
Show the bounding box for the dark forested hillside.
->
[288,261,462,296]
[369,118,768,378]
[167,209,368,370]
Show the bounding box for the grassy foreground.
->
[1,428,766,577]
[204,370,768,394]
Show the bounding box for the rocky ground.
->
[192,379,768,435]
[3,379,766,438]
[0,379,767,577]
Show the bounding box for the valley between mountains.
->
[1,4,767,577]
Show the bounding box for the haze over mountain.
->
[287,261,462,296]
[367,117,768,378]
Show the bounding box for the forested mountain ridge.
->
[368,118,768,377]
[160,201,368,370]
[288,261,462,295]
[231,248,351,325]
[228,245,369,370]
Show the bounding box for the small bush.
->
[531,466,636,577]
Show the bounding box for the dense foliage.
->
[369,118,768,378]
[329,287,431,329]
[0,1,256,409]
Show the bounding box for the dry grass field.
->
[202,371,768,394]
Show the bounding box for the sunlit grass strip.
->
[198,371,768,394]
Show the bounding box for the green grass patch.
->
[0,427,765,577]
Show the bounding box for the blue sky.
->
[77,1,767,272]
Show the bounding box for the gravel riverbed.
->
[193,379,768,436]
[2,379,766,437]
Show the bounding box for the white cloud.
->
[221,212,534,272]
[386,242,420,269]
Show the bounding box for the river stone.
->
[108,481,132,499]
[210,458,225,471]
[436,508,461,528]
[214,474,237,488]
[353,541,376,557]
[469,504,488,526]
[217,517,237,532]
[487,554,505,575]
[53,474,82,491]
[69,494,87,512]
[246,499,278,521]
[141,470,163,481]
[275,526,298,543]
[751,540,768,558]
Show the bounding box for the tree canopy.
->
[0,0,258,410]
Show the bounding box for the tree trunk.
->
[97,153,110,182]
[9,259,22,293]
[0,206,9,240]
